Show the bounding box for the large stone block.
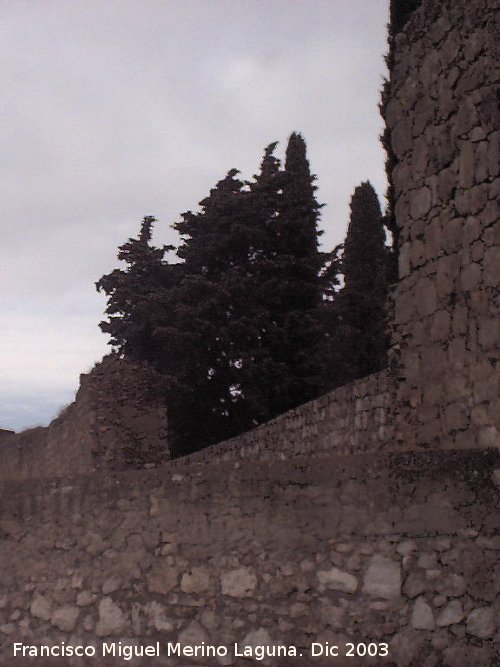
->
[317,567,358,593]
[483,245,500,286]
[392,117,414,159]
[221,567,257,597]
[362,555,401,599]
[458,141,476,188]
[430,310,451,341]
[410,186,432,220]
[95,598,126,636]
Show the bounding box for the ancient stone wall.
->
[0,366,396,479]
[170,370,394,467]
[386,0,499,452]
[0,355,169,482]
[0,449,498,666]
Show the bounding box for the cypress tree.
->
[270,132,324,406]
[96,216,172,364]
[97,135,327,457]
[339,181,389,379]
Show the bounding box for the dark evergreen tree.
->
[96,216,172,365]
[97,135,328,457]
[338,181,389,379]
[170,169,262,451]
[265,133,324,408]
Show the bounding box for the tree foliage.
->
[341,181,390,378]
[97,138,393,457]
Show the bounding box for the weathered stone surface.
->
[430,310,451,341]
[147,565,178,596]
[411,596,435,630]
[392,117,414,159]
[403,571,429,598]
[417,552,438,569]
[460,263,481,291]
[95,598,126,636]
[454,98,479,138]
[144,601,174,632]
[410,187,432,219]
[317,567,358,593]
[51,605,79,632]
[221,567,257,597]
[102,575,121,595]
[483,245,500,286]
[30,594,52,621]
[436,600,464,626]
[240,628,279,662]
[466,607,495,639]
[319,600,345,629]
[179,620,209,647]
[76,590,95,606]
[181,566,211,594]
[397,540,417,557]
[390,629,427,667]
[363,555,401,599]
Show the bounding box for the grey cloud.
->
[1,0,389,430]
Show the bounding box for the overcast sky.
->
[1,0,389,432]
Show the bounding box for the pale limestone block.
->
[363,555,401,598]
[179,620,209,647]
[76,591,95,607]
[466,607,495,639]
[51,605,79,633]
[144,601,174,632]
[437,600,464,626]
[411,596,435,630]
[221,567,257,597]
[181,566,212,594]
[147,565,178,596]
[31,594,52,621]
[317,567,358,594]
[95,598,126,637]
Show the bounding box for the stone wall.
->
[0,355,169,482]
[0,365,396,480]
[0,448,498,666]
[170,370,394,467]
[0,429,15,444]
[386,0,499,452]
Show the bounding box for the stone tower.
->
[386,0,499,451]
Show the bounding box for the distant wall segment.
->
[0,354,169,482]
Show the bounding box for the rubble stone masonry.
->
[387,0,499,451]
